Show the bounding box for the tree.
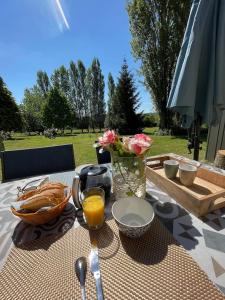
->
[143,113,159,127]
[51,65,75,130]
[86,59,106,131]
[69,61,80,128]
[22,85,46,132]
[127,0,191,129]
[85,68,93,131]
[43,88,72,131]
[37,71,50,97]
[105,73,115,128]
[69,60,88,131]
[97,71,105,131]
[77,60,89,130]
[20,107,43,133]
[51,66,70,99]
[111,60,143,134]
[0,77,22,131]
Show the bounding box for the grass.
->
[0,128,207,181]
[143,127,207,161]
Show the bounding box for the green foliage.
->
[20,109,44,133]
[110,60,143,134]
[143,113,159,127]
[105,73,115,128]
[21,85,46,132]
[77,60,89,130]
[21,70,51,132]
[0,77,22,131]
[37,71,50,97]
[69,60,88,130]
[127,0,191,129]
[21,58,107,132]
[69,61,80,127]
[86,58,106,131]
[51,66,70,100]
[43,88,72,129]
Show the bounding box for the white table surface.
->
[0,164,225,295]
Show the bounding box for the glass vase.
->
[112,155,146,200]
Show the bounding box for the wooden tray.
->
[146,154,225,216]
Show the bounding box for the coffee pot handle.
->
[72,174,82,209]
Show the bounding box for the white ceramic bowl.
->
[112,197,155,238]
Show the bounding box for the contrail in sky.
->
[55,0,70,30]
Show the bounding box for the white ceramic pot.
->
[179,164,197,187]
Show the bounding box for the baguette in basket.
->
[11,182,67,213]
[11,182,71,225]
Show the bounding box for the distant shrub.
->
[24,131,40,136]
[154,129,172,136]
[44,128,57,139]
[0,131,12,140]
[143,113,159,127]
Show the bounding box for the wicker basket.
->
[11,188,71,225]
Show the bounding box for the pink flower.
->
[98,130,117,147]
[122,137,131,152]
[134,134,152,143]
[128,134,153,156]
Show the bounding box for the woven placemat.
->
[0,218,224,300]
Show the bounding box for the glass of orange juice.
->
[81,187,105,230]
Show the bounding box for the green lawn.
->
[0,128,207,181]
[143,127,207,160]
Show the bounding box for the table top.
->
[1,167,225,298]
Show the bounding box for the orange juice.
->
[83,195,105,229]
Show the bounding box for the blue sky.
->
[0,0,153,112]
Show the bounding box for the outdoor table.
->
[0,164,225,299]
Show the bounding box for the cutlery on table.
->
[75,257,87,300]
[89,240,104,300]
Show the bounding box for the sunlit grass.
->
[1,128,207,181]
[143,127,207,161]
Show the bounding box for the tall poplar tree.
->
[85,68,93,131]
[86,59,105,131]
[37,71,50,97]
[105,73,115,128]
[69,60,88,131]
[69,61,80,128]
[51,65,74,128]
[127,0,191,129]
[51,66,70,100]
[77,60,89,129]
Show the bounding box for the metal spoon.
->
[75,257,87,300]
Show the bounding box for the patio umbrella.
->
[167,0,225,160]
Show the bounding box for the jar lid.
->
[81,165,108,177]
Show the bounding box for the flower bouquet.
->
[96,130,153,200]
